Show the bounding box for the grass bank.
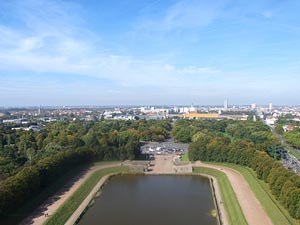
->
[211,163,299,225]
[193,167,247,225]
[92,160,120,166]
[44,166,129,225]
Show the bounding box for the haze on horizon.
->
[1,0,300,107]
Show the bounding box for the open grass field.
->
[193,167,247,225]
[44,166,129,225]
[210,162,300,225]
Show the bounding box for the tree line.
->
[180,119,300,219]
[0,119,171,217]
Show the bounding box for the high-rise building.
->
[251,103,256,109]
[38,105,42,115]
[224,99,228,110]
[189,104,197,113]
[269,103,273,111]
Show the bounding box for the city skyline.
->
[1,0,300,106]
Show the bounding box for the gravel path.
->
[195,161,273,225]
[20,162,124,225]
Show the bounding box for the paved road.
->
[270,126,300,160]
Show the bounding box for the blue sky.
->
[1,0,300,106]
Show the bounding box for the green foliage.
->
[284,131,300,149]
[171,119,227,143]
[184,119,300,220]
[44,166,128,225]
[275,124,284,135]
[276,114,300,126]
[0,148,93,215]
[0,119,171,218]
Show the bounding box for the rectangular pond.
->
[78,175,218,225]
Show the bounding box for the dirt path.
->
[194,161,273,225]
[20,162,125,225]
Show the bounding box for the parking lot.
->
[140,138,189,156]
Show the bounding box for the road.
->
[270,126,300,160]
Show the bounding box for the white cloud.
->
[262,10,273,19]
[163,1,220,30]
[136,0,225,32]
[0,0,224,90]
[178,66,220,75]
[1,0,289,106]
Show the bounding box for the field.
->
[193,167,247,225]
[44,166,129,225]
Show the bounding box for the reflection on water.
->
[78,175,217,225]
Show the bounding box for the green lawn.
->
[92,160,121,166]
[180,153,189,161]
[193,167,248,225]
[44,166,129,225]
[210,162,300,225]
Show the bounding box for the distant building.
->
[183,113,248,120]
[140,106,167,114]
[38,117,57,122]
[12,125,41,132]
[265,115,276,126]
[269,103,273,111]
[183,113,219,119]
[3,118,28,124]
[29,125,42,131]
[251,103,256,110]
[224,99,228,110]
[173,106,179,113]
[283,125,295,132]
[38,106,42,115]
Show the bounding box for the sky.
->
[1,0,300,106]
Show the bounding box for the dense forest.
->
[172,119,300,220]
[0,119,171,217]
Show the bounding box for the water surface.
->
[78,175,217,225]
